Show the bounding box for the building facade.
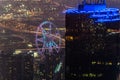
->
[0,53,33,80]
[65,0,120,80]
[34,49,65,80]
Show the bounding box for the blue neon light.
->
[66,1,120,23]
[84,4,106,11]
[66,8,120,23]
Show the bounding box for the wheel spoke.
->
[35,21,61,55]
[36,38,43,42]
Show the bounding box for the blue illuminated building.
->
[66,0,120,23]
[65,0,120,80]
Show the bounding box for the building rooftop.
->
[66,0,120,23]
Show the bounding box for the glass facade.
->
[65,1,120,80]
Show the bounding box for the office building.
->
[34,49,65,80]
[0,53,33,80]
[65,0,120,80]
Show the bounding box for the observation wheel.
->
[35,21,61,55]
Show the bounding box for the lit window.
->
[105,62,112,65]
[108,62,112,65]
[117,62,120,65]
[91,61,96,65]
[97,73,103,77]
[66,36,74,41]
[97,61,102,64]
[82,74,88,77]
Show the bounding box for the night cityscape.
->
[0,0,119,80]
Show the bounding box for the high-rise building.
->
[34,49,65,80]
[0,53,33,80]
[13,53,34,80]
[65,0,120,80]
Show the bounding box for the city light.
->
[66,0,120,80]
[0,0,119,80]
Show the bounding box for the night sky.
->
[66,0,120,8]
[106,0,120,8]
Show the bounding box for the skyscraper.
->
[35,50,65,80]
[65,0,120,80]
[0,52,33,80]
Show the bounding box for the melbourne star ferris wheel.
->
[35,21,62,55]
[35,21,64,80]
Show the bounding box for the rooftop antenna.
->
[77,0,84,10]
